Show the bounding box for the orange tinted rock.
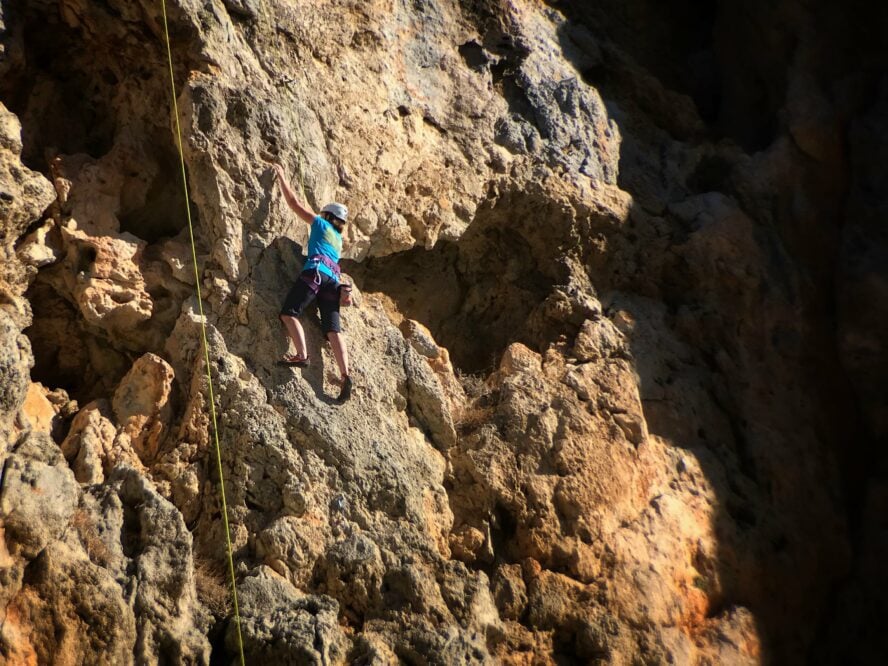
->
[56,225,153,332]
[112,353,174,463]
[20,383,56,435]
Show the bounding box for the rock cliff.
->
[1,0,886,664]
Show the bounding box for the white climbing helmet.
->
[321,202,348,222]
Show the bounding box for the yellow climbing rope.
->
[158,2,246,663]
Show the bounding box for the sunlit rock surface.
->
[1,0,885,663]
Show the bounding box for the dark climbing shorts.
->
[280,270,341,334]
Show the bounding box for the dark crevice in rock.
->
[488,502,518,562]
[120,501,143,562]
[207,621,231,666]
[457,40,489,71]
[0,4,117,168]
[117,152,195,245]
[0,1,194,244]
[24,281,126,404]
[353,238,528,374]
[686,153,735,194]
[350,187,599,374]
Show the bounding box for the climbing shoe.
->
[337,376,352,402]
[278,354,309,367]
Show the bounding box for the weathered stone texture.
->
[0,0,885,664]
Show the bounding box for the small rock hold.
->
[499,343,542,376]
[613,412,646,445]
[331,494,347,513]
[449,524,486,563]
[574,318,623,362]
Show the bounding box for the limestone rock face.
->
[0,310,30,426]
[4,539,138,665]
[232,568,350,664]
[0,0,886,664]
[1,433,79,561]
[0,103,56,325]
[53,225,152,330]
[112,353,175,462]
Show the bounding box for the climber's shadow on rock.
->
[293,313,342,407]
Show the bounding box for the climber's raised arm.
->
[272,163,315,224]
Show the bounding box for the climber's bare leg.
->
[280,315,308,360]
[326,331,349,380]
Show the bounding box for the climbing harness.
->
[309,253,342,281]
[158,2,245,664]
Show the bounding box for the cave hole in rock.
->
[117,141,196,244]
[22,191,196,407]
[0,3,120,169]
[24,281,133,406]
[208,627,232,666]
[687,152,735,194]
[4,4,199,406]
[489,502,519,561]
[458,40,489,71]
[351,189,587,375]
[23,225,195,415]
[1,4,194,245]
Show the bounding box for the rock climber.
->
[272,163,353,402]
